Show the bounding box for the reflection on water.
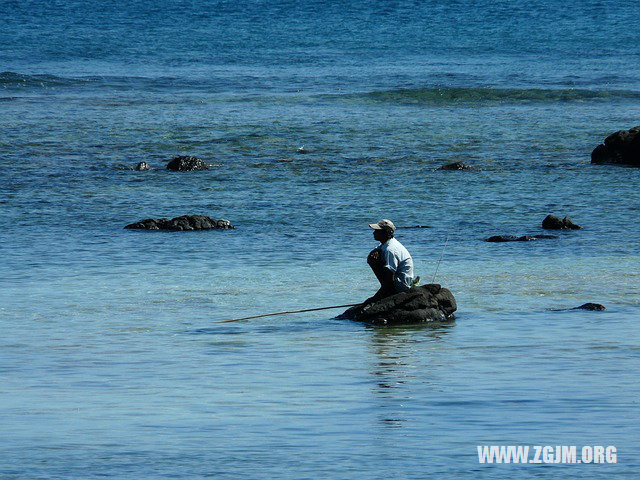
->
[367,324,453,428]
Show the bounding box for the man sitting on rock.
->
[366,219,416,304]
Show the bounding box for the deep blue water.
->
[1,1,640,478]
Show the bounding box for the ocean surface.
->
[1,1,639,478]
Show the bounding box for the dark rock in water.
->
[125,215,234,231]
[437,161,479,171]
[134,162,151,171]
[486,234,558,242]
[337,284,456,326]
[296,146,309,154]
[486,235,518,242]
[549,302,606,312]
[542,214,582,230]
[574,303,606,311]
[591,126,640,166]
[166,155,209,171]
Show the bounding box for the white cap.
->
[369,219,396,233]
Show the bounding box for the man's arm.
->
[368,248,396,288]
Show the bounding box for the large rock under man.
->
[338,284,457,325]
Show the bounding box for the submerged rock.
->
[437,161,479,171]
[337,284,457,326]
[542,214,582,230]
[485,234,558,242]
[550,303,606,312]
[125,215,234,231]
[134,161,151,171]
[591,126,640,166]
[166,155,210,171]
[574,303,606,311]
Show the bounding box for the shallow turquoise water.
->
[2,0,640,478]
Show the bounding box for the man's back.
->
[380,237,414,291]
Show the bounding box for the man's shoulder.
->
[383,237,404,252]
[388,238,411,257]
[381,238,395,248]
[388,237,405,248]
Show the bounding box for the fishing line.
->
[431,233,450,283]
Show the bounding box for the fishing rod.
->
[220,233,450,324]
[431,233,450,283]
[217,303,360,323]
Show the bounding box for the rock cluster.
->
[574,303,606,311]
[591,126,640,166]
[550,303,606,312]
[166,155,210,171]
[134,162,151,171]
[485,235,558,242]
[125,215,234,231]
[437,161,479,171]
[542,214,582,230]
[338,284,457,325]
